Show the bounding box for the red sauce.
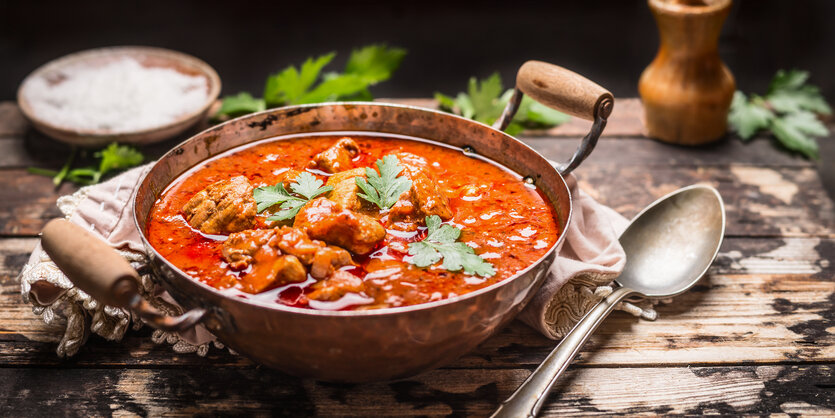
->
[145,134,560,310]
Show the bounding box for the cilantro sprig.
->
[407,215,495,277]
[27,142,144,186]
[729,69,831,159]
[214,44,406,120]
[355,155,413,210]
[435,73,570,136]
[254,172,333,221]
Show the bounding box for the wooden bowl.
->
[17,46,221,147]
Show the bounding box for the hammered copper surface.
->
[134,103,572,382]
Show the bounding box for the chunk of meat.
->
[388,165,453,224]
[221,228,307,292]
[222,227,353,293]
[405,165,453,220]
[308,270,366,301]
[274,226,327,265]
[221,228,276,270]
[310,138,360,173]
[325,167,367,212]
[310,246,352,279]
[182,176,256,235]
[294,198,386,255]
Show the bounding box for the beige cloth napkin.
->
[19,164,656,357]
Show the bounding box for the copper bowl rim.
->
[133,101,572,317]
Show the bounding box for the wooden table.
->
[1,99,833,416]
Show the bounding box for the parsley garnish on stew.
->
[254,172,332,221]
[407,215,495,277]
[355,155,413,210]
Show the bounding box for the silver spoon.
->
[491,184,725,418]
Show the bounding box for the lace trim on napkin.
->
[19,184,224,357]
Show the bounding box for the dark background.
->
[1,0,833,101]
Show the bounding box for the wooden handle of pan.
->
[41,219,140,308]
[517,61,614,121]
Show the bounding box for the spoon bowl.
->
[493,184,726,418]
[618,185,725,297]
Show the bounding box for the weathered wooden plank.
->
[0,365,831,416]
[0,170,74,236]
[1,237,831,368]
[577,165,835,238]
[524,135,812,168]
[0,102,27,138]
[2,164,832,237]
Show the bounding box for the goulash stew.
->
[146,135,560,310]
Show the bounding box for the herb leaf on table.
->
[254,172,332,221]
[435,73,570,136]
[27,142,144,186]
[215,44,406,120]
[728,69,831,159]
[355,155,412,210]
[407,215,495,277]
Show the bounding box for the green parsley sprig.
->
[435,73,570,136]
[254,172,333,221]
[407,215,495,277]
[355,155,413,210]
[729,69,831,159]
[27,142,144,186]
[214,44,406,120]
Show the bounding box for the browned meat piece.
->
[388,165,453,224]
[274,226,327,265]
[310,246,352,279]
[221,228,308,293]
[182,176,256,235]
[405,165,453,220]
[294,198,386,255]
[325,167,367,212]
[308,270,366,301]
[222,227,355,292]
[310,138,360,173]
[221,228,276,270]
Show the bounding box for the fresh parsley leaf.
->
[435,73,569,135]
[344,44,407,83]
[355,155,413,210]
[211,44,406,116]
[407,215,495,277]
[96,143,144,179]
[728,92,774,140]
[290,171,333,200]
[728,69,830,159]
[771,110,828,159]
[215,92,266,119]
[263,52,336,107]
[28,142,144,186]
[253,172,332,222]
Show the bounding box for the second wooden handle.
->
[41,219,140,308]
[517,61,614,121]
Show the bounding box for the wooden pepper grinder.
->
[639,0,735,145]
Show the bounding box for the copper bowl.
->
[41,61,613,382]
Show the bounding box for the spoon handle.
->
[490,286,635,418]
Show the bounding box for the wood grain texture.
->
[0,365,831,416]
